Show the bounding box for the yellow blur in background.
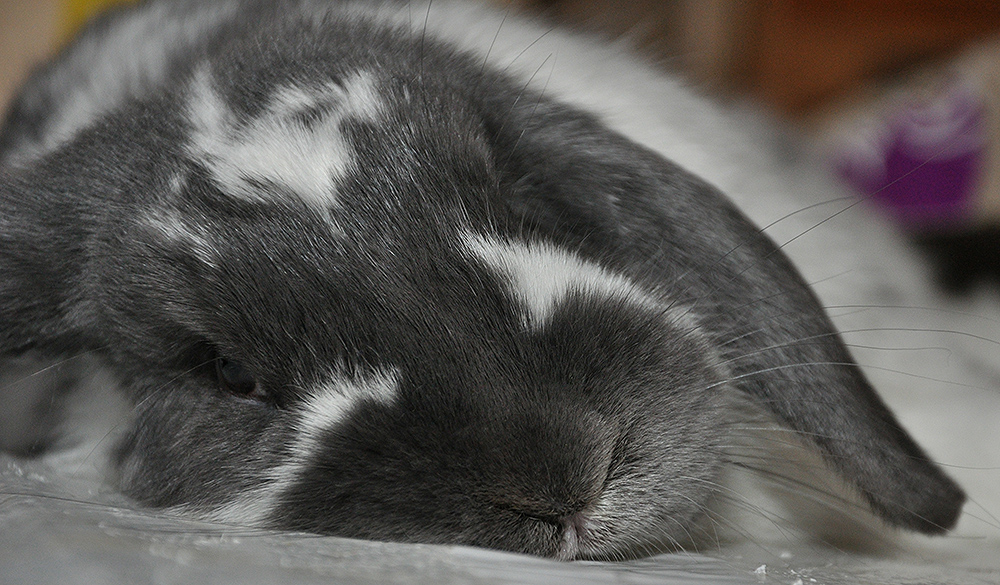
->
[0,0,136,107]
[60,0,135,40]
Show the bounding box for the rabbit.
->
[1,0,997,565]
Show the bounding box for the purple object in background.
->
[835,80,985,231]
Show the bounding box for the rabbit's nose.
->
[475,396,617,530]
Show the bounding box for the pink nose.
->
[556,511,595,560]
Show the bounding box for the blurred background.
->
[2,0,999,292]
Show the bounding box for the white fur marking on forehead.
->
[197,369,399,527]
[187,69,383,214]
[463,233,655,326]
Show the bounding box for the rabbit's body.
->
[1,0,998,568]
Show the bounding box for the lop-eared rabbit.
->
[1,0,998,576]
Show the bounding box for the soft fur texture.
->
[1,0,997,565]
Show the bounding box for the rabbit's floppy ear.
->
[484,97,965,533]
[0,91,162,358]
[0,160,99,357]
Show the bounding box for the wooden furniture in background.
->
[514,0,1000,116]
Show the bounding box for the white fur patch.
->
[142,210,218,267]
[292,369,400,460]
[187,69,383,215]
[203,369,399,526]
[462,232,655,327]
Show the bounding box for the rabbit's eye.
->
[215,358,267,402]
